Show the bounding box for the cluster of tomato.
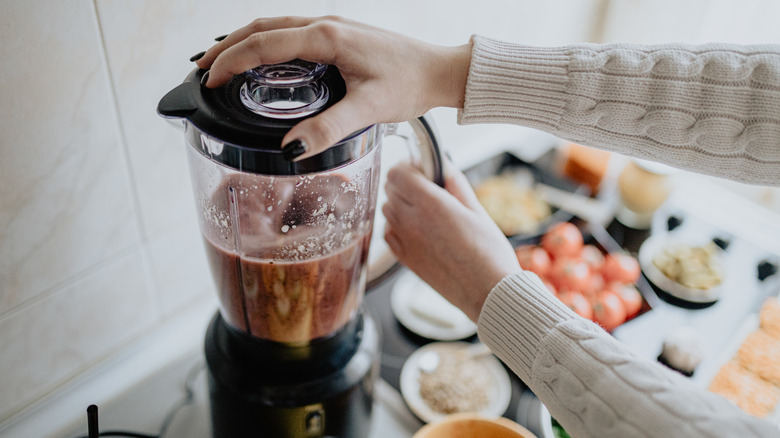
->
[515,222,644,331]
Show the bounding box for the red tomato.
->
[515,245,552,276]
[541,222,584,259]
[549,258,591,293]
[608,283,643,318]
[583,272,605,299]
[592,290,627,331]
[558,290,593,320]
[601,252,640,284]
[580,244,605,271]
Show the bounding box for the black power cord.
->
[71,361,204,438]
[82,432,156,438]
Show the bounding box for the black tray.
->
[463,151,589,247]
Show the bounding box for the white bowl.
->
[400,341,512,424]
[638,235,726,304]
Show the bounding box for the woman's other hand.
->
[383,163,521,322]
[196,16,471,161]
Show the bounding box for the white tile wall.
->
[6,0,776,431]
[0,0,139,312]
[0,0,152,424]
[333,0,602,45]
[0,251,156,422]
[599,0,780,44]
[147,220,212,316]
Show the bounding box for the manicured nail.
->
[190,51,206,62]
[282,140,307,161]
[215,34,228,42]
[200,71,210,87]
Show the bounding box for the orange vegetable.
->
[592,290,627,331]
[609,283,643,318]
[541,222,584,259]
[515,244,552,276]
[549,258,591,293]
[601,252,640,284]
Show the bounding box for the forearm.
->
[459,36,780,186]
[477,273,777,438]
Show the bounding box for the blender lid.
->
[157,60,367,175]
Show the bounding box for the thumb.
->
[443,160,483,212]
[281,95,370,161]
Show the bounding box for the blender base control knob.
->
[304,405,325,435]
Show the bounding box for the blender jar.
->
[159,60,442,345]
[190,129,380,344]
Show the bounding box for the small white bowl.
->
[400,341,512,424]
[638,235,726,304]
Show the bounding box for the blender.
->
[158,59,443,437]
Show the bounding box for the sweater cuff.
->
[458,35,571,131]
[477,271,579,382]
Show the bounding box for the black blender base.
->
[208,372,374,437]
[204,310,381,438]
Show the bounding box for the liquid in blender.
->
[202,171,374,344]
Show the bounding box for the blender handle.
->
[365,114,445,290]
[400,113,446,188]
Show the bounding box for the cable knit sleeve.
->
[459,36,780,186]
[477,273,779,437]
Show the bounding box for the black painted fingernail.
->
[282,140,307,161]
[215,34,228,42]
[190,51,206,62]
[200,71,210,87]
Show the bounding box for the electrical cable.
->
[157,360,203,438]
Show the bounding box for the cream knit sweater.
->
[460,36,780,186]
[462,37,780,437]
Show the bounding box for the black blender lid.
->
[157,60,364,175]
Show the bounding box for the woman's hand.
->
[196,16,471,160]
[383,163,521,322]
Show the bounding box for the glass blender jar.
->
[158,59,443,438]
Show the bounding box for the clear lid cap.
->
[240,59,330,119]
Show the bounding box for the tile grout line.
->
[0,214,195,320]
[89,0,164,318]
[0,244,144,321]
